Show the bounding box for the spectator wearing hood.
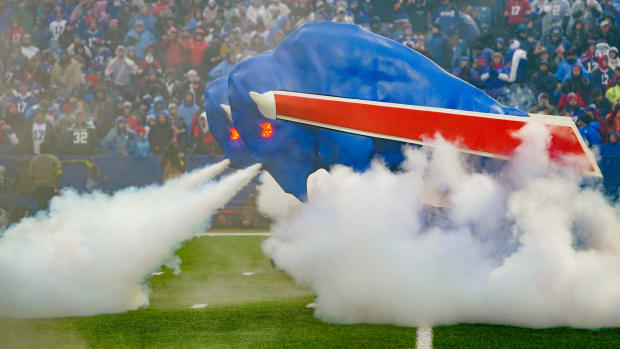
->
[591,55,612,91]
[577,112,602,147]
[210,51,237,80]
[192,112,222,156]
[125,19,157,60]
[148,112,173,155]
[556,48,590,83]
[148,97,169,119]
[568,0,602,37]
[560,92,586,121]
[608,47,620,70]
[592,88,612,130]
[530,92,559,114]
[188,29,209,70]
[568,20,588,52]
[135,127,151,157]
[427,24,452,70]
[129,6,158,38]
[178,92,199,130]
[51,50,83,98]
[481,52,510,101]
[597,20,620,49]
[104,46,139,99]
[562,64,591,102]
[452,57,479,86]
[606,68,620,104]
[529,60,557,100]
[161,27,189,73]
[100,116,136,156]
[601,132,620,156]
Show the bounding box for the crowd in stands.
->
[0,0,619,158]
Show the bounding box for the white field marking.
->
[151,272,164,276]
[242,272,255,276]
[190,304,208,309]
[194,232,272,237]
[305,303,318,309]
[416,327,433,349]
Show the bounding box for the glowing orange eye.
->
[259,122,273,138]
[230,128,240,141]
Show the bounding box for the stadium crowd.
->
[0,0,619,158]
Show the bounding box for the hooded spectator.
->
[481,52,510,101]
[51,50,83,98]
[601,132,620,155]
[577,112,602,147]
[530,93,559,114]
[148,112,173,155]
[529,60,557,100]
[606,68,620,104]
[563,64,591,102]
[609,47,620,70]
[100,116,136,156]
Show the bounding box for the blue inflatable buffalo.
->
[205,22,526,199]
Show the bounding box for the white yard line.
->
[416,327,433,349]
[195,232,272,237]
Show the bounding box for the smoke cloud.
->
[0,161,261,318]
[261,124,620,329]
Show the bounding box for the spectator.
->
[27,108,57,155]
[597,20,620,48]
[538,0,570,39]
[563,64,591,102]
[125,20,157,60]
[481,52,510,101]
[100,116,136,156]
[161,27,189,74]
[135,127,151,157]
[427,24,452,70]
[192,112,221,156]
[27,147,61,211]
[577,112,603,147]
[530,92,559,114]
[148,112,172,155]
[104,46,139,100]
[188,29,209,71]
[561,92,586,121]
[606,68,620,104]
[452,57,479,86]
[504,0,532,35]
[568,0,602,37]
[591,55,612,91]
[433,0,461,37]
[601,132,620,156]
[530,62,558,101]
[609,47,619,70]
[63,109,97,155]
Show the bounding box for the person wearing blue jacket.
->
[178,92,200,130]
[100,117,137,156]
[427,24,452,70]
[124,20,157,59]
[555,49,590,83]
[601,132,620,156]
[210,52,237,79]
[481,52,510,101]
[577,113,603,147]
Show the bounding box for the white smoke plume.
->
[261,123,620,329]
[0,161,261,318]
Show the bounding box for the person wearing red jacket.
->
[191,112,222,156]
[187,29,209,71]
[161,27,189,74]
[6,20,25,47]
[504,0,531,35]
[138,47,162,87]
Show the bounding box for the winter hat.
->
[567,92,578,101]
[168,103,177,111]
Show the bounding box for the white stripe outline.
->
[255,90,602,178]
[416,327,433,349]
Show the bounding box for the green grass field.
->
[1,231,619,348]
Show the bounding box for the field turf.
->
[1,231,619,348]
